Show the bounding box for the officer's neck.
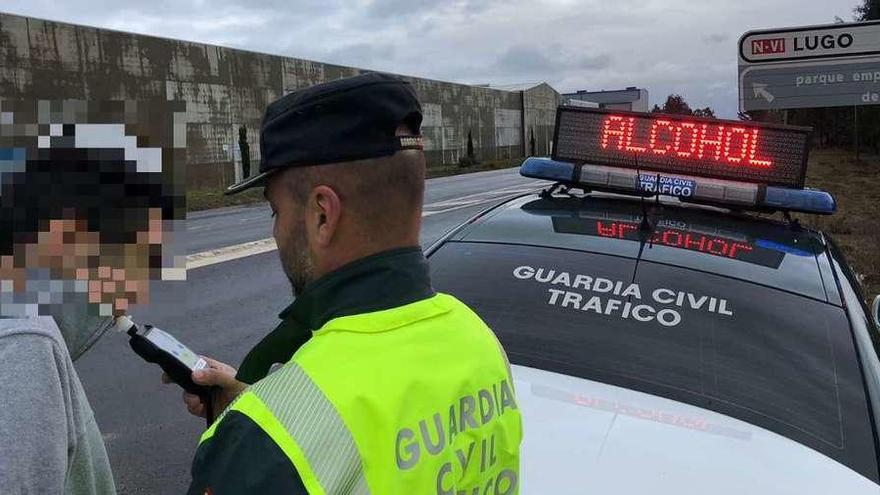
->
[310,235,421,284]
[293,245,433,329]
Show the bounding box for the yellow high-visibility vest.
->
[200,293,523,495]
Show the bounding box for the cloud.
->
[702,33,728,44]
[492,45,610,81]
[365,0,441,18]
[364,0,496,19]
[496,46,558,74]
[1,0,861,117]
[576,53,612,71]
[323,42,397,67]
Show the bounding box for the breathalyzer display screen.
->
[144,327,205,370]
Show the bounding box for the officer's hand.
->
[162,357,246,419]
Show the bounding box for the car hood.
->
[512,365,878,494]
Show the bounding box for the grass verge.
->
[187,187,265,212]
[423,157,524,179]
[795,149,880,301]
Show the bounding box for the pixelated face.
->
[1,217,155,313]
[0,99,185,318]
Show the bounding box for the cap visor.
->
[224,170,276,195]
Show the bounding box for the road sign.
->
[740,21,880,63]
[738,20,880,111]
[741,60,880,111]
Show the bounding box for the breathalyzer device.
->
[115,316,217,424]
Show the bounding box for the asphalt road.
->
[74,167,546,494]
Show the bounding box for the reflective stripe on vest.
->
[200,366,370,495]
[200,391,326,494]
[250,362,370,495]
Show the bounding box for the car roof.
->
[446,192,835,303]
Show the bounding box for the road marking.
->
[187,238,278,270]
[186,182,544,270]
[424,186,539,208]
[422,188,538,217]
[424,182,541,206]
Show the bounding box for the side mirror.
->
[873,295,880,329]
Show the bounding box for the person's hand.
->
[162,357,246,419]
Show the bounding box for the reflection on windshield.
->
[554,217,785,268]
[520,197,821,269]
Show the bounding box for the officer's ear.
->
[307,185,341,247]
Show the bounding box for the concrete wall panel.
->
[0,12,559,189]
[494,108,522,147]
[421,102,442,151]
[523,83,560,156]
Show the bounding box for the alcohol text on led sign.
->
[599,115,773,168]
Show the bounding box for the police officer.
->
[182,73,523,494]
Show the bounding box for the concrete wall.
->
[0,12,560,189]
[523,83,558,157]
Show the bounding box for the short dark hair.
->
[0,147,183,263]
[283,149,425,229]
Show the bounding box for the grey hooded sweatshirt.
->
[0,312,117,494]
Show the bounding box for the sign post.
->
[738,20,880,112]
[854,105,860,159]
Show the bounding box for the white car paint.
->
[512,364,879,494]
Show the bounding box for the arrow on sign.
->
[753,83,775,103]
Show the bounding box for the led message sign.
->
[553,107,811,188]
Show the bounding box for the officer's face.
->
[265,173,313,296]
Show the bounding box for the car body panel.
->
[827,238,880,450]
[816,244,843,306]
[426,189,880,486]
[431,239,878,479]
[514,364,879,494]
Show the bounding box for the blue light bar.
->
[520,157,575,182]
[763,186,836,215]
[520,157,836,215]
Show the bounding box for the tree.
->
[238,125,251,178]
[692,107,716,119]
[652,94,716,118]
[459,130,478,168]
[854,1,880,152]
[653,94,693,115]
[855,0,880,20]
[529,128,536,156]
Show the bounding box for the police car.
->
[426,107,880,493]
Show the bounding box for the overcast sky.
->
[3,0,865,117]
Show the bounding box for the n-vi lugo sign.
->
[738,20,880,111]
[740,20,880,63]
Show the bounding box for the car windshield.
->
[430,241,878,481]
